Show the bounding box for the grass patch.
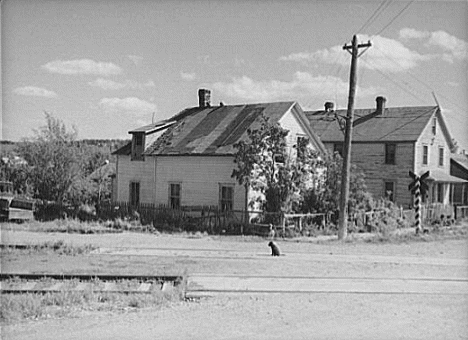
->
[0,285,184,323]
[2,240,97,256]
[1,219,122,234]
[364,224,468,244]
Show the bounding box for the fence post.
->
[240,209,244,235]
[281,213,285,237]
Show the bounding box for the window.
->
[296,136,308,160]
[169,183,181,209]
[422,145,428,165]
[385,143,396,165]
[437,183,444,203]
[129,182,140,207]
[131,133,145,161]
[384,181,395,202]
[220,185,234,211]
[334,143,343,157]
[432,117,437,135]
[135,134,143,146]
[438,147,444,166]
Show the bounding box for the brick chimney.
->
[198,89,211,108]
[376,96,387,115]
[324,102,334,112]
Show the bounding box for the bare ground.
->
[1,227,468,340]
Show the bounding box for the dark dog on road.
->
[268,241,281,256]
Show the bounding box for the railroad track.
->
[0,273,185,294]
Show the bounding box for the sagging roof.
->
[139,101,325,156]
[451,153,468,171]
[128,120,176,134]
[306,105,447,143]
[427,170,466,183]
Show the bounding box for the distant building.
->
[306,97,467,207]
[113,89,325,214]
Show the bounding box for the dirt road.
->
[2,230,468,339]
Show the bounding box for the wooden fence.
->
[98,202,251,234]
[35,200,466,235]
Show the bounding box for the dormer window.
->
[131,133,145,161]
[135,134,143,146]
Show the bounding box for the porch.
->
[424,171,467,205]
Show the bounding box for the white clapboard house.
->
[112,89,326,215]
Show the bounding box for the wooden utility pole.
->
[338,35,371,240]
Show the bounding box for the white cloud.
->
[42,59,122,76]
[212,72,379,102]
[280,35,434,72]
[13,86,57,98]
[427,31,467,62]
[99,97,156,114]
[180,71,196,81]
[128,55,144,66]
[89,78,156,90]
[399,28,467,62]
[399,28,430,40]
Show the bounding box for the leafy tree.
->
[0,152,33,196]
[232,115,323,216]
[301,152,372,221]
[17,113,81,203]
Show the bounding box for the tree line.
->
[0,113,128,209]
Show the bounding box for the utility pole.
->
[338,35,371,240]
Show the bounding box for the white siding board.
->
[278,109,309,150]
[415,114,451,174]
[116,155,155,203]
[154,156,245,209]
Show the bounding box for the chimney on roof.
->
[198,89,211,108]
[324,102,334,112]
[376,96,387,115]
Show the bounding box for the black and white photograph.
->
[1,0,467,339]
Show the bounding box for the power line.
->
[377,107,437,141]
[360,58,428,104]
[372,44,468,114]
[355,0,393,35]
[373,0,415,37]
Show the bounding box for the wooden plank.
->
[43,283,64,291]
[137,283,152,292]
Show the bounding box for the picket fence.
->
[98,202,254,234]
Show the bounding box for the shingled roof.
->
[141,101,324,156]
[305,105,455,145]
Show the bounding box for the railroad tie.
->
[73,282,89,291]
[137,283,152,292]
[103,282,117,292]
[44,282,64,291]
[161,281,173,292]
[19,282,38,291]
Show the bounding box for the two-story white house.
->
[306,96,466,208]
[112,89,325,215]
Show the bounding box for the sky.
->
[2,0,468,151]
